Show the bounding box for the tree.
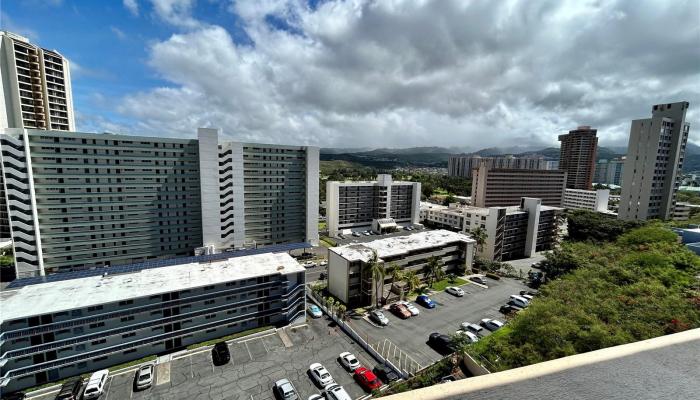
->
[336,304,347,321]
[385,263,403,301]
[425,256,444,287]
[404,270,421,296]
[538,244,587,280]
[566,209,642,242]
[470,227,488,253]
[367,250,386,308]
[442,194,457,206]
[326,297,336,314]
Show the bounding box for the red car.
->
[354,367,382,391]
[389,303,411,319]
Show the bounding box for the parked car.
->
[373,364,400,383]
[480,318,505,332]
[389,303,412,319]
[369,310,389,326]
[352,232,361,237]
[274,379,299,400]
[460,322,484,336]
[212,341,231,365]
[134,363,154,390]
[469,276,487,285]
[520,290,538,297]
[520,294,534,301]
[54,377,83,400]
[338,352,360,371]
[307,395,324,400]
[446,286,465,297]
[509,295,530,308]
[82,370,109,400]
[303,261,317,268]
[363,231,371,236]
[309,363,335,388]
[397,301,420,315]
[337,234,345,239]
[319,272,326,280]
[354,367,382,392]
[416,295,436,309]
[308,304,323,318]
[427,332,455,354]
[500,304,521,315]
[324,384,352,400]
[319,260,328,267]
[455,330,479,343]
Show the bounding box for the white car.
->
[83,369,109,399]
[339,352,360,371]
[308,395,324,400]
[455,330,479,343]
[397,301,420,315]
[521,294,534,301]
[135,363,154,390]
[446,286,465,297]
[303,261,317,268]
[309,363,335,387]
[460,322,484,335]
[319,260,328,267]
[274,379,299,400]
[480,318,505,332]
[509,295,530,308]
[324,384,352,400]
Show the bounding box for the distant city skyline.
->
[2,0,698,148]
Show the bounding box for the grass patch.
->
[318,221,327,231]
[320,236,337,248]
[108,355,157,372]
[186,325,274,350]
[381,358,456,396]
[407,277,468,298]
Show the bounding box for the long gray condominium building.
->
[326,174,420,237]
[0,250,306,393]
[447,154,551,178]
[0,31,74,131]
[471,163,567,207]
[0,128,319,278]
[619,102,691,221]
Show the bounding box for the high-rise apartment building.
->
[420,198,561,261]
[0,31,74,131]
[326,174,420,237]
[619,102,691,221]
[471,163,567,207]
[594,158,625,186]
[0,128,319,279]
[447,154,551,178]
[558,126,597,190]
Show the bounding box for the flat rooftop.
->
[0,252,305,323]
[421,202,561,217]
[330,229,474,262]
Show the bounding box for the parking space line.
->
[245,341,253,360]
[261,337,269,353]
[190,354,194,378]
[103,376,113,400]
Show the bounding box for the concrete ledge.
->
[383,328,700,399]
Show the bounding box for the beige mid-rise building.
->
[619,102,690,221]
[0,31,74,131]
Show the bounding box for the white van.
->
[509,295,530,308]
[83,369,109,399]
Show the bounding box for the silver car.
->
[274,379,299,400]
[370,310,389,326]
[135,363,154,390]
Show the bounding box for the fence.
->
[306,287,411,379]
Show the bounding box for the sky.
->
[1,0,698,149]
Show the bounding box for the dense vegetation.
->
[566,209,643,242]
[466,225,700,372]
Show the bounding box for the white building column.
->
[521,197,541,257]
[198,128,222,248]
[306,146,319,245]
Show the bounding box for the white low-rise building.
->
[420,198,562,261]
[563,189,610,212]
[327,230,475,307]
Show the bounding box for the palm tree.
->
[326,296,336,314]
[404,270,421,297]
[336,304,347,321]
[470,227,488,253]
[367,250,386,308]
[425,256,443,287]
[385,263,403,301]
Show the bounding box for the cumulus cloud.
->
[112,0,700,148]
[123,0,139,16]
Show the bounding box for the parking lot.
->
[31,316,378,400]
[346,277,529,369]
